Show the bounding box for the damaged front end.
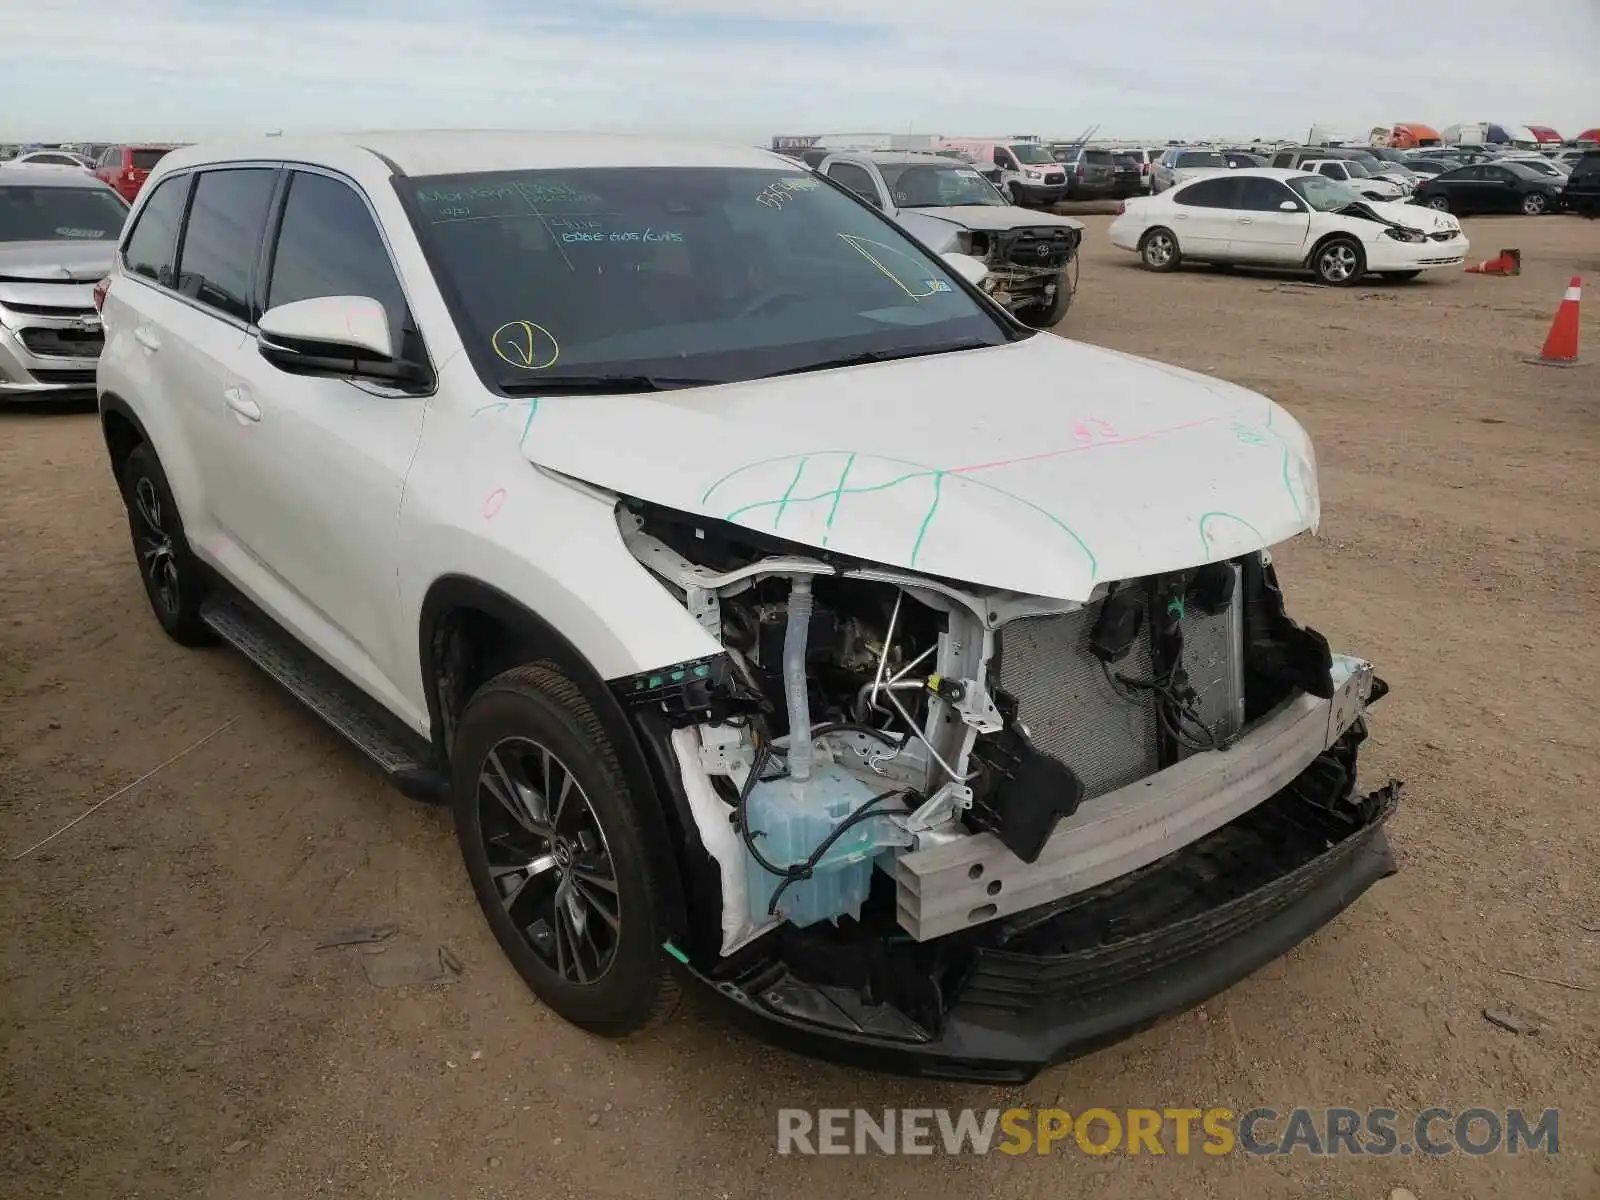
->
[612,501,1399,1081]
[953,225,1081,318]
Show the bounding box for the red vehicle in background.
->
[93,144,183,202]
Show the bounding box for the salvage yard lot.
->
[2,213,1597,1200]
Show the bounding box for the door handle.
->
[133,327,160,352]
[1237,217,1254,224]
[223,386,261,422]
[1173,213,1187,219]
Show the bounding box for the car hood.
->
[520,335,1320,601]
[1350,199,1460,233]
[0,239,116,282]
[904,206,1086,233]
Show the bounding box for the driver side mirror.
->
[1280,200,1300,211]
[257,295,429,387]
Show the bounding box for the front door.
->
[1227,177,1312,264]
[209,168,433,725]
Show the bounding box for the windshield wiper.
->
[758,339,997,379]
[496,374,715,395]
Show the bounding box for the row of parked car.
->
[0,142,182,202]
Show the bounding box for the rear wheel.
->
[1520,192,1548,215]
[119,442,212,646]
[451,663,678,1035]
[1313,236,1366,287]
[1138,227,1180,272]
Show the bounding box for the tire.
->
[1015,268,1075,328]
[451,663,678,1036]
[1520,192,1548,215]
[1006,181,1025,207]
[1381,270,1422,281]
[1425,194,1451,212]
[118,442,212,646]
[1312,236,1366,287]
[1138,227,1180,272]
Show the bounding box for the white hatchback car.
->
[1110,167,1468,286]
[94,132,1399,1081]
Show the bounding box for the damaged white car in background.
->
[1111,167,1467,287]
[99,132,1401,1083]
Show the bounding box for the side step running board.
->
[200,594,448,804]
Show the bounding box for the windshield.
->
[1287,175,1363,212]
[878,163,1004,207]
[403,167,1016,392]
[1010,144,1055,165]
[0,184,127,242]
[1176,152,1226,168]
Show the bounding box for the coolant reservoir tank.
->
[743,761,892,928]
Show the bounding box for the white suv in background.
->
[92,131,1397,1083]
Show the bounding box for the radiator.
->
[992,568,1244,797]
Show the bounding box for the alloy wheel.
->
[477,736,621,984]
[1320,243,1359,283]
[132,477,180,615]
[1522,193,1547,215]
[1144,233,1174,266]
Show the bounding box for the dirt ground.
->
[2,212,1597,1200]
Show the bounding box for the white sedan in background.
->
[1109,168,1469,286]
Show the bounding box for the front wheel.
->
[1425,195,1451,212]
[119,442,212,646]
[1006,181,1025,206]
[451,663,678,1035]
[1015,268,1075,328]
[1521,192,1548,216]
[1139,227,1181,272]
[1313,236,1366,287]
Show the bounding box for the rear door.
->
[212,166,433,718]
[1167,176,1242,256]
[168,165,283,566]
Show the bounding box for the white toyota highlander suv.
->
[95,131,1400,1082]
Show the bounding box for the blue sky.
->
[5,0,1597,143]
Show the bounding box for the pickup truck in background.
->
[815,150,1086,327]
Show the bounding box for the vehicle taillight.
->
[92,277,109,312]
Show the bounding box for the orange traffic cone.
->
[1528,276,1583,367]
[1465,249,1521,276]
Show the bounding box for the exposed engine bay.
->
[614,498,1385,968]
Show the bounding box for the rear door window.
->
[1173,177,1240,208]
[122,174,190,286]
[174,167,279,322]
